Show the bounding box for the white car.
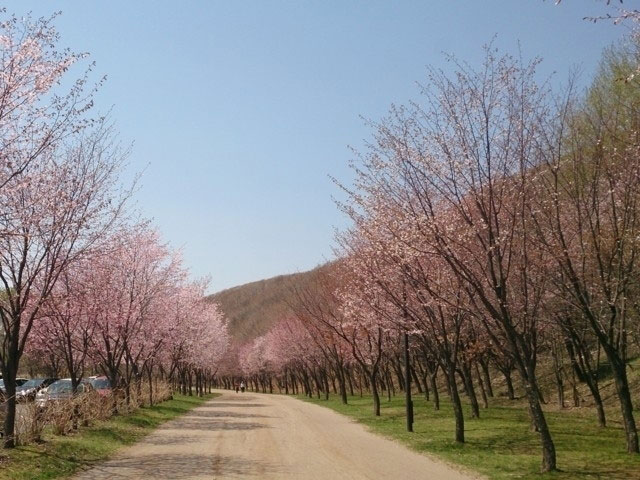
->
[16,378,58,402]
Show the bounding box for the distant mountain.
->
[208,269,318,342]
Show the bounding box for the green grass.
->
[0,393,217,480]
[300,393,640,479]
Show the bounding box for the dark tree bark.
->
[459,362,480,419]
[445,367,464,443]
[479,357,494,397]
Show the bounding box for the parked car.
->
[0,378,29,394]
[16,378,58,402]
[88,376,112,397]
[35,378,94,408]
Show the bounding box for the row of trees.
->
[0,13,229,448]
[26,226,229,406]
[232,29,640,472]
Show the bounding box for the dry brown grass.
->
[12,380,174,446]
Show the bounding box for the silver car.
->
[35,378,94,408]
[16,378,58,402]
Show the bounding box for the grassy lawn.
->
[301,393,640,479]
[0,393,217,480]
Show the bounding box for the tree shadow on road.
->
[165,416,270,432]
[75,453,286,479]
[184,409,274,420]
[143,433,205,446]
[205,402,267,408]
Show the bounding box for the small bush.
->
[14,401,46,445]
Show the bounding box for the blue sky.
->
[5,1,628,292]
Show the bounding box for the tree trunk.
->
[370,371,381,416]
[430,372,440,410]
[446,367,464,443]
[524,377,556,472]
[554,370,565,409]
[404,331,413,432]
[610,357,639,453]
[460,363,480,418]
[2,369,17,448]
[392,360,405,392]
[337,364,348,404]
[585,376,606,427]
[474,363,489,409]
[410,365,423,395]
[148,366,154,406]
[502,368,515,400]
[479,358,494,397]
[416,361,430,400]
[552,343,565,409]
[323,371,329,401]
[384,369,392,402]
[423,372,430,401]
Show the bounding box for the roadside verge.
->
[0,393,217,480]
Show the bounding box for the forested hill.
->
[208,269,317,341]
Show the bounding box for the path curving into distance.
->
[73,390,478,480]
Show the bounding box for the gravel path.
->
[73,390,478,479]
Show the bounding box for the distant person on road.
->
[240,381,245,393]
[235,384,239,393]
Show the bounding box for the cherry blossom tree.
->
[0,10,125,447]
[30,254,100,393]
[291,268,355,404]
[170,291,229,397]
[85,226,174,406]
[0,120,128,447]
[335,46,558,470]
[0,11,98,193]
[530,46,640,452]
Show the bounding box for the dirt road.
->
[73,390,477,479]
